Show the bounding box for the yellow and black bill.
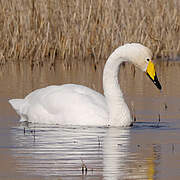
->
[146,60,162,90]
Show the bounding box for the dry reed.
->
[0,0,179,65]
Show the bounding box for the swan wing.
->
[11,84,108,125]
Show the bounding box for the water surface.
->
[1,60,180,179]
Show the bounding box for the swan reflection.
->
[10,124,160,179]
[103,128,130,180]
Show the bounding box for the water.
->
[8,123,180,180]
[1,60,180,179]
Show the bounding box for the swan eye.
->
[146,58,150,62]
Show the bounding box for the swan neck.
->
[103,52,132,126]
[103,55,125,97]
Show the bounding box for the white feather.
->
[9,43,153,126]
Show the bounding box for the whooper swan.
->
[9,43,161,126]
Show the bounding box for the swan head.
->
[119,43,162,90]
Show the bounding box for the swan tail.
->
[9,99,24,114]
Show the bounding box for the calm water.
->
[1,60,180,179]
[9,123,180,180]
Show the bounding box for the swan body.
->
[10,84,108,126]
[9,43,161,126]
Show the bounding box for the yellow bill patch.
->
[146,60,156,80]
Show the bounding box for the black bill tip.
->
[153,73,162,90]
[146,72,162,90]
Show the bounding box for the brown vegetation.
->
[0,0,179,64]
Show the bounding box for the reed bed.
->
[0,0,179,65]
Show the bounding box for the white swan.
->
[9,43,161,126]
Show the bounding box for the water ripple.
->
[9,123,180,179]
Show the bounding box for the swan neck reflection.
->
[103,128,130,180]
